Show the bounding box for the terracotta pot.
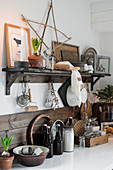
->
[28,53,43,67]
[0,155,14,170]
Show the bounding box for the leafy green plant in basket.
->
[1,134,14,156]
[93,85,113,103]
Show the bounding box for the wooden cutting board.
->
[80,83,92,119]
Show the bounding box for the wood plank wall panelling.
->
[0,107,79,153]
[15,74,70,83]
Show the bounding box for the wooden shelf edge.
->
[2,67,111,95]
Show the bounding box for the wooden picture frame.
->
[52,41,80,64]
[5,23,31,68]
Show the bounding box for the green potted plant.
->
[0,134,14,170]
[94,85,113,120]
[28,38,43,67]
[94,85,113,103]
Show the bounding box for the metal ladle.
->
[17,76,29,107]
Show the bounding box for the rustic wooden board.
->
[52,41,80,63]
[14,74,70,84]
[0,107,78,131]
[0,107,79,153]
[0,127,27,146]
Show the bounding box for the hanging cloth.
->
[71,68,83,107]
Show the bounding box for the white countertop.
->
[12,138,113,170]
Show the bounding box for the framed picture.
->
[5,24,31,68]
[52,41,80,64]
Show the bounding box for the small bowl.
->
[13,145,49,167]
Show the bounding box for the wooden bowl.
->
[13,145,49,167]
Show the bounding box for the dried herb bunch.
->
[94,85,113,103]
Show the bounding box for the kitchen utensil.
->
[13,145,49,167]
[80,83,92,119]
[45,82,59,109]
[45,82,54,108]
[58,78,70,106]
[78,136,85,147]
[17,77,29,107]
[84,131,93,137]
[25,88,38,112]
[66,85,79,107]
[81,87,87,104]
[70,67,83,107]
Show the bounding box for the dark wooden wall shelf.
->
[2,67,111,95]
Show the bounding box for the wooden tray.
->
[75,135,108,147]
[85,135,108,147]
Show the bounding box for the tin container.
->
[63,126,74,152]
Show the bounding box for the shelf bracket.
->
[6,72,21,95]
[91,76,101,91]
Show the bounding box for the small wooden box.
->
[75,135,108,147]
[85,135,108,147]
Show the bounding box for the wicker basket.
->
[73,120,84,136]
[66,119,85,136]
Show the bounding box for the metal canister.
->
[63,125,74,152]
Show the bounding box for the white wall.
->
[0,0,99,115]
[99,33,113,88]
[90,0,113,89]
[91,0,113,32]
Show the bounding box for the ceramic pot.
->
[0,155,14,170]
[13,145,49,167]
[28,53,43,67]
[14,61,29,68]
